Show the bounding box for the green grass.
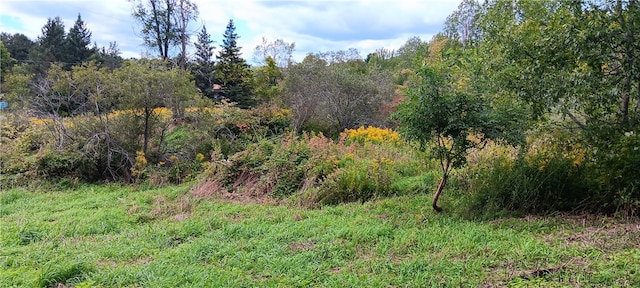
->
[1,184,638,287]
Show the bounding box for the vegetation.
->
[215,20,254,108]
[1,184,638,287]
[1,0,639,214]
[1,1,640,286]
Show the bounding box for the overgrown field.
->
[1,184,638,287]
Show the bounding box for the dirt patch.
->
[329,267,342,274]
[172,213,189,221]
[545,221,640,251]
[288,240,316,253]
[480,257,587,287]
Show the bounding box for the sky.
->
[0,0,461,64]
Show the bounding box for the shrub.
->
[36,149,95,181]
[202,128,433,206]
[314,157,399,205]
[465,131,595,218]
[342,126,400,145]
[591,131,640,216]
[212,133,312,198]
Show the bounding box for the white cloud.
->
[0,0,461,63]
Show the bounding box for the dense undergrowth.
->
[2,105,639,217]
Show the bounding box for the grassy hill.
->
[1,184,638,287]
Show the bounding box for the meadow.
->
[1,183,638,287]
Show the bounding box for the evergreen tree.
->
[216,19,254,108]
[30,17,66,73]
[191,26,216,99]
[65,14,94,67]
[0,32,35,61]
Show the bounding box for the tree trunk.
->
[432,173,448,212]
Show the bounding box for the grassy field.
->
[1,184,639,287]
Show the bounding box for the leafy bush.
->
[591,132,640,216]
[465,127,640,218]
[465,131,595,218]
[36,149,95,181]
[314,157,398,205]
[203,127,432,206]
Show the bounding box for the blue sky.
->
[0,0,461,63]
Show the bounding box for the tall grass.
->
[1,184,638,287]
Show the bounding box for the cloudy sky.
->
[0,0,461,64]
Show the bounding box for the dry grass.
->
[191,179,277,206]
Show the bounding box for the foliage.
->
[0,41,16,84]
[465,130,594,218]
[252,57,284,104]
[205,127,431,206]
[342,126,400,145]
[64,14,94,68]
[591,131,640,215]
[30,16,66,73]
[0,32,35,62]
[394,48,525,212]
[443,0,481,50]
[284,52,394,136]
[470,0,640,214]
[252,37,295,68]
[191,26,217,99]
[216,19,255,108]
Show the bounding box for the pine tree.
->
[215,19,254,108]
[65,14,94,67]
[192,26,216,99]
[30,17,66,73]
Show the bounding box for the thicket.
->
[198,127,433,207]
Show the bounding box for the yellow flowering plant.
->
[341,126,400,145]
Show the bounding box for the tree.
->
[216,19,254,108]
[65,14,94,67]
[394,45,525,212]
[91,42,124,70]
[116,60,196,157]
[253,56,283,104]
[365,48,398,70]
[0,42,16,84]
[191,26,216,99]
[284,52,394,135]
[0,33,35,62]
[444,0,481,49]
[130,0,176,60]
[396,36,429,68]
[315,48,361,64]
[173,0,198,70]
[474,0,640,209]
[30,17,66,73]
[130,0,198,65]
[253,37,295,68]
